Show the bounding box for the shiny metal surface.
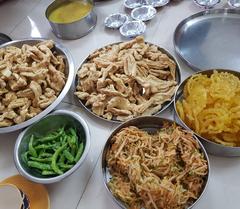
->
[101,116,210,209]
[119,20,146,37]
[124,0,146,9]
[75,42,181,123]
[174,9,240,72]
[174,69,240,157]
[45,0,97,40]
[131,5,157,21]
[193,0,220,8]
[146,0,169,7]
[0,39,74,134]
[228,0,240,8]
[14,109,91,184]
[104,13,129,29]
[0,33,11,45]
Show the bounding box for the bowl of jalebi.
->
[174,69,240,156]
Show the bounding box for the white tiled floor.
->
[1,1,240,209]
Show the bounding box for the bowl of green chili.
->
[14,109,90,184]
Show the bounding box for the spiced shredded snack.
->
[106,123,208,209]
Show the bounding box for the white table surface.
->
[0,0,240,209]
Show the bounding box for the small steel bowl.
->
[14,109,91,184]
[104,13,129,29]
[45,0,97,40]
[75,42,181,123]
[228,0,240,8]
[119,20,146,37]
[174,69,240,156]
[124,0,147,9]
[146,0,170,8]
[0,39,74,134]
[102,116,210,209]
[131,5,157,22]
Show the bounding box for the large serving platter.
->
[75,41,181,123]
[0,39,74,133]
[174,9,240,72]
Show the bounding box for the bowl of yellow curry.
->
[45,0,97,40]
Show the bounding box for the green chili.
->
[29,135,37,157]
[28,161,52,171]
[51,143,67,175]
[29,156,52,163]
[63,149,74,163]
[42,170,56,176]
[75,142,84,162]
[37,127,64,143]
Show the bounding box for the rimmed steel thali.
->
[74,42,181,123]
[174,9,240,72]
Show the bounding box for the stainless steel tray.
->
[174,9,240,72]
[75,42,181,123]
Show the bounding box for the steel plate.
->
[0,39,74,133]
[75,42,181,123]
[174,9,240,71]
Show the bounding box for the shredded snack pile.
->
[176,71,240,147]
[0,41,66,127]
[106,123,208,209]
[75,36,177,121]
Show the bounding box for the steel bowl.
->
[75,42,181,123]
[174,69,240,156]
[45,0,97,40]
[102,116,210,209]
[0,39,74,134]
[14,109,91,184]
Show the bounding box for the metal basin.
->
[45,0,97,40]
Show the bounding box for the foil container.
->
[147,0,170,7]
[228,0,240,8]
[104,13,129,29]
[119,21,146,38]
[193,0,220,8]
[131,5,157,22]
[124,0,147,9]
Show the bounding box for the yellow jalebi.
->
[176,71,240,147]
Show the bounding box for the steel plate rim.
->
[101,116,210,209]
[0,38,75,133]
[173,69,240,156]
[74,41,181,123]
[173,8,240,72]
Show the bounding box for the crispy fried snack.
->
[0,41,66,127]
[106,124,208,209]
[176,71,240,147]
[75,36,177,121]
